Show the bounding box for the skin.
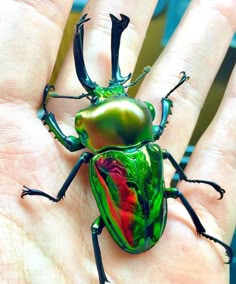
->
[0,0,235,283]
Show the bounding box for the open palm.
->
[0,1,235,283]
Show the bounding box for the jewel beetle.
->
[21,14,233,283]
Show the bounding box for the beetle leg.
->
[91,216,110,284]
[163,150,225,199]
[21,152,93,202]
[42,84,56,114]
[165,71,189,99]
[41,85,84,152]
[165,187,233,264]
[153,72,189,140]
[152,98,173,140]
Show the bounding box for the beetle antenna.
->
[124,66,151,88]
[50,93,93,101]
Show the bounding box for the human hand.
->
[0,1,235,283]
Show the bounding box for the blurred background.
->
[50,1,236,281]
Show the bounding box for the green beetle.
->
[21,14,233,284]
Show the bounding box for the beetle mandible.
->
[21,14,233,284]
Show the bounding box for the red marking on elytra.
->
[95,157,137,246]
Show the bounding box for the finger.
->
[138,0,236,161]
[180,64,236,237]
[49,0,157,117]
[0,0,73,107]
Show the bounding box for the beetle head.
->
[51,15,150,104]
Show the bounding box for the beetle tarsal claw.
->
[21,186,33,198]
[213,185,225,200]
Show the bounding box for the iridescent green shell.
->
[89,142,167,253]
[74,96,154,151]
